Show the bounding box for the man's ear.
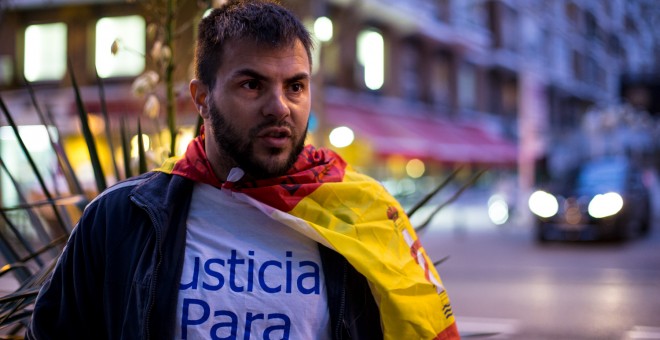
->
[190,79,210,119]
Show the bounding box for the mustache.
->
[250,120,295,137]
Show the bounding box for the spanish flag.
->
[158,134,459,339]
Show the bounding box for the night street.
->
[1,0,660,338]
[415,183,660,340]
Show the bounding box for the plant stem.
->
[166,0,177,156]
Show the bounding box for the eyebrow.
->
[231,68,310,83]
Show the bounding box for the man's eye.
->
[242,80,260,90]
[290,83,303,92]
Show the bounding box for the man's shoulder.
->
[87,171,179,208]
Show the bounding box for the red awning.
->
[324,103,518,166]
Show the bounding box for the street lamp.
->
[308,15,334,147]
[329,126,354,148]
[313,16,333,42]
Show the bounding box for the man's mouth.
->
[257,127,292,148]
[258,127,292,138]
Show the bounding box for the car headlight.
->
[588,192,623,218]
[488,194,509,225]
[528,190,559,218]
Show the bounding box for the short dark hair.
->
[195,0,314,89]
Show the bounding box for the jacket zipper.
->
[335,260,348,340]
[132,197,163,340]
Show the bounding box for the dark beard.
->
[208,102,307,179]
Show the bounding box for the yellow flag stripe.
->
[263,167,456,339]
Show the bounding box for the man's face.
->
[202,39,311,179]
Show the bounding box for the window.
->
[307,16,335,77]
[356,29,384,91]
[0,55,13,85]
[0,126,60,207]
[501,6,519,52]
[585,11,597,40]
[572,50,584,81]
[466,1,488,30]
[24,23,67,82]
[96,15,146,78]
[556,38,570,77]
[586,56,598,85]
[522,16,540,56]
[400,41,420,101]
[436,0,451,22]
[541,29,552,68]
[430,52,451,106]
[457,62,477,110]
[625,15,638,35]
[501,77,518,116]
[565,2,580,30]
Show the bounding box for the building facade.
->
[0,0,658,206]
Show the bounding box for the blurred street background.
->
[411,170,660,339]
[1,0,660,338]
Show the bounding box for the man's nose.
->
[262,88,290,120]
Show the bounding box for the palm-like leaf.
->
[0,96,69,236]
[68,59,107,193]
[407,165,465,218]
[95,68,121,181]
[23,78,85,200]
[137,118,147,174]
[120,117,133,178]
[415,168,489,231]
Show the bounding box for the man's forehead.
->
[218,39,311,75]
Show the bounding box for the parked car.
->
[529,156,651,242]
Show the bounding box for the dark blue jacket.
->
[26,171,381,339]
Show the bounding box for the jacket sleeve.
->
[25,200,108,339]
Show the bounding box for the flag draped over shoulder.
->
[157,135,459,340]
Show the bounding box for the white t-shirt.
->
[175,183,331,340]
